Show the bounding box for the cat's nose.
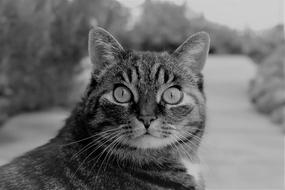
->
[138,115,157,129]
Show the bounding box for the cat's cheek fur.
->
[165,90,204,124]
[127,117,146,138]
[98,96,131,124]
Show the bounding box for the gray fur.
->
[0,27,210,190]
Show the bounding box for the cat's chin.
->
[125,134,175,149]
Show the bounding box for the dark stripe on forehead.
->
[154,65,162,82]
[163,69,170,83]
[121,66,139,84]
[131,66,139,83]
[133,65,140,82]
[151,63,175,85]
[126,68,132,82]
[137,55,145,82]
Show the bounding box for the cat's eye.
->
[113,86,132,103]
[162,87,183,105]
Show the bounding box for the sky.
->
[117,0,284,31]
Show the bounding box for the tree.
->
[0,0,130,114]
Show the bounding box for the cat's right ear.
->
[89,27,124,71]
[173,32,210,73]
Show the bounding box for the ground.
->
[0,56,283,189]
[201,56,284,189]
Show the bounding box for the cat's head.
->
[83,27,210,151]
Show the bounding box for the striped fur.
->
[0,27,210,190]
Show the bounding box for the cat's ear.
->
[173,32,210,73]
[88,27,124,71]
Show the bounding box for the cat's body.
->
[0,141,201,190]
[0,28,210,190]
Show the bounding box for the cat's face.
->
[85,28,209,150]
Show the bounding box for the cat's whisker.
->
[177,133,212,173]
[179,132,203,151]
[92,135,124,183]
[102,135,124,172]
[68,128,125,160]
[70,132,115,160]
[87,133,123,172]
[61,135,96,147]
[178,133,213,162]
[174,129,200,142]
[70,129,122,160]
[169,136,183,156]
[73,138,121,184]
[183,130,213,151]
[173,134,195,162]
[181,130,203,142]
[71,132,122,181]
[180,138,199,156]
[95,136,124,180]
[61,127,121,147]
[71,141,96,160]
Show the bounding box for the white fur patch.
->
[180,158,201,182]
[126,135,176,149]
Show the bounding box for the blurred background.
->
[0,0,284,189]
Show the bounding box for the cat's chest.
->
[180,158,201,183]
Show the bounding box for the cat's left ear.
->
[173,32,210,73]
[89,27,124,71]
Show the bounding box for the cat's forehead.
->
[126,51,173,69]
[97,51,196,90]
[121,51,184,81]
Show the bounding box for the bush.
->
[0,0,129,116]
[243,25,284,63]
[126,0,245,54]
[249,45,285,125]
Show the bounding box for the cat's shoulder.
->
[0,141,67,189]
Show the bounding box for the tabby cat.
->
[0,27,210,190]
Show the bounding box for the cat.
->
[0,27,210,190]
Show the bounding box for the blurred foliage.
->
[249,45,285,126]
[242,25,284,63]
[123,0,245,54]
[0,0,129,117]
[0,0,284,120]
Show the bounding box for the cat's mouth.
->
[140,132,160,140]
[126,135,171,149]
[122,129,177,149]
[138,132,159,138]
[133,129,163,139]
